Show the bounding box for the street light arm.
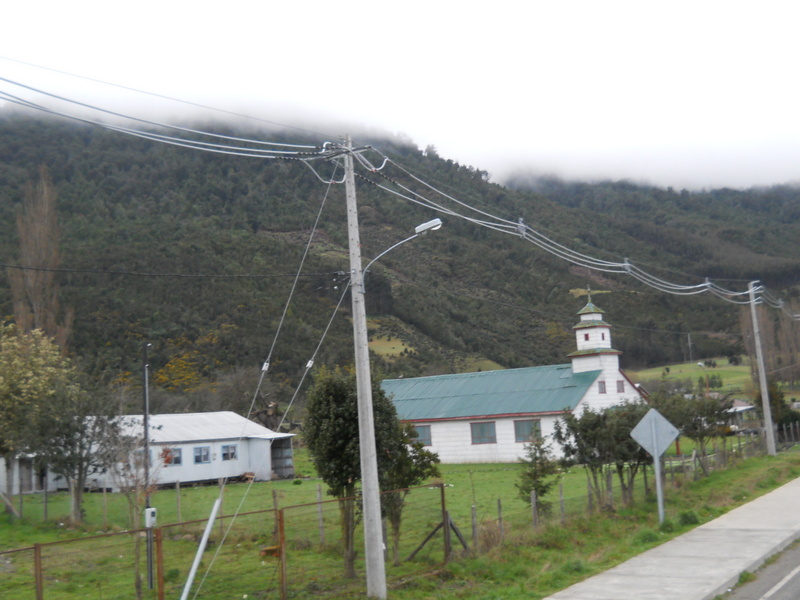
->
[361,218,443,293]
[362,233,419,283]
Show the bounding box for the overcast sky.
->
[2,1,799,190]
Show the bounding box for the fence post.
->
[587,478,593,515]
[316,484,325,546]
[103,486,108,530]
[272,489,280,540]
[471,505,478,552]
[497,499,504,543]
[440,483,451,562]
[606,470,613,510]
[218,478,225,539]
[176,481,181,523]
[277,508,288,600]
[559,483,565,525]
[155,527,165,600]
[34,543,43,600]
[530,491,539,530]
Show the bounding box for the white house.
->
[92,411,294,492]
[0,411,294,496]
[382,299,646,463]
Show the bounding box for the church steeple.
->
[568,294,621,373]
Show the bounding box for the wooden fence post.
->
[155,527,165,600]
[440,483,451,562]
[497,499,504,543]
[103,486,108,530]
[316,484,325,546]
[34,543,43,600]
[471,505,478,552]
[218,478,225,539]
[175,481,181,523]
[277,509,288,600]
[531,491,539,530]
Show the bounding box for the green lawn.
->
[4,444,800,599]
[628,357,754,396]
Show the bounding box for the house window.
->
[617,380,625,393]
[514,420,542,443]
[133,449,153,469]
[194,446,211,464]
[222,445,238,461]
[602,333,606,340]
[584,333,590,341]
[598,381,607,394]
[162,447,182,466]
[471,422,496,444]
[413,425,432,446]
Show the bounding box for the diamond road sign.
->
[631,408,679,458]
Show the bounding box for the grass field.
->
[4,445,799,599]
[628,357,755,396]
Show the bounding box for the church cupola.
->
[568,294,621,374]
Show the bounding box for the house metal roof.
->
[119,411,293,444]
[382,365,601,422]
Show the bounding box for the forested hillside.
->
[2,111,799,414]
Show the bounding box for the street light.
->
[362,218,442,289]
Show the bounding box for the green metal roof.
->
[567,348,622,358]
[577,302,605,315]
[573,319,611,330]
[382,365,601,422]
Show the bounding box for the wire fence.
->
[0,484,447,600]
[1,429,794,599]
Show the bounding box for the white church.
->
[382,298,647,463]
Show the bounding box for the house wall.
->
[418,415,563,464]
[90,438,275,492]
[0,458,59,496]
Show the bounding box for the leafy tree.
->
[515,439,561,514]
[304,367,404,578]
[652,391,733,476]
[553,407,613,510]
[381,422,440,566]
[37,386,116,523]
[0,324,80,517]
[553,401,650,509]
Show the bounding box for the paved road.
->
[544,477,800,600]
[724,540,800,600]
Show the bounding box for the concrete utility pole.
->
[142,342,154,589]
[343,136,387,599]
[749,281,777,456]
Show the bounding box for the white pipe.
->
[180,498,222,600]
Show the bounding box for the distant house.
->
[0,411,294,496]
[382,299,646,463]
[93,411,294,492]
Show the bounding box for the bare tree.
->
[8,166,73,351]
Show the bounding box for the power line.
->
[1,263,345,279]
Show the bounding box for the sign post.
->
[631,409,679,523]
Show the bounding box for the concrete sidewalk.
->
[544,477,800,600]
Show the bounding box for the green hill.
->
[2,111,799,412]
